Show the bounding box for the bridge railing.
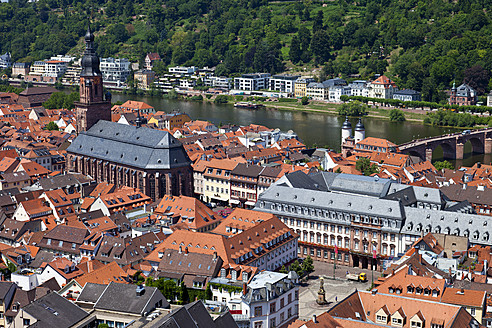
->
[399,127,492,148]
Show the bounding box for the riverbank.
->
[236,100,427,123]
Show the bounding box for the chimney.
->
[185,247,188,255]
[179,246,182,253]
[312,315,317,323]
[243,283,247,295]
[391,269,395,276]
[371,289,377,295]
[213,251,217,260]
[418,252,422,264]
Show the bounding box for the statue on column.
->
[316,277,327,305]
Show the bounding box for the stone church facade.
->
[67,27,193,200]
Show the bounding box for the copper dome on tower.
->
[81,26,101,77]
[342,116,352,129]
[355,118,365,131]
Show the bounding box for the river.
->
[111,94,488,167]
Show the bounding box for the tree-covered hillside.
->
[2,0,492,102]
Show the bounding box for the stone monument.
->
[316,277,327,305]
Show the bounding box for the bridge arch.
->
[430,142,456,161]
[466,137,485,154]
[408,150,425,161]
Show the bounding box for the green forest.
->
[2,0,492,102]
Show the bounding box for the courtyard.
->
[297,260,376,320]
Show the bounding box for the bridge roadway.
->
[398,128,492,161]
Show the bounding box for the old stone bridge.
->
[399,128,492,161]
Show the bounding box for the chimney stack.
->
[185,247,188,255]
[179,246,182,253]
[243,283,247,295]
[213,251,217,260]
[313,315,317,323]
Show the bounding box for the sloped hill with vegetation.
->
[1,0,492,102]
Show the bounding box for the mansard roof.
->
[258,184,405,225]
[67,120,191,170]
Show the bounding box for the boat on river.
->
[234,102,264,109]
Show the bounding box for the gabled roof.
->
[154,195,218,230]
[441,287,486,308]
[22,291,88,328]
[75,261,128,286]
[93,281,169,313]
[67,121,191,170]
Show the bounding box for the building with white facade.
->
[169,66,198,75]
[367,75,397,99]
[100,57,131,82]
[237,271,299,328]
[255,171,492,271]
[348,80,369,97]
[204,76,232,89]
[269,75,300,94]
[393,89,421,102]
[306,79,347,101]
[50,55,75,63]
[234,73,271,91]
[28,60,68,79]
[328,85,351,102]
[179,79,197,88]
[0,52,11,69]
[45,60,68,78]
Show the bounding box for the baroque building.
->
[67,27,193,199]
[255,171,492,271]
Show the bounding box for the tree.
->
[310,30,331,64]
[279,265,288,274]
[312,10,324,33]
[161,280,177,301]
[337,101,368,116]
[179,281,189,303]
[355,157,379,176]
[43,92,79,110]
[152,61,167,76]
[205,284,213,300]
[301,96,309,105]
[289,260,303,277]
[45,121,59,131]
[301,255,314,275]
[434,160,454,171]
[166,89,178,99]
[214,95,229,104]
[464,65,490,96]
[389,109,406,122]
[289,35,301,64]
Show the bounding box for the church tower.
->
[75,26,111,133]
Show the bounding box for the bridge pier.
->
[456,142,464,160]
[425,148,433,162]
[486,138,492,154]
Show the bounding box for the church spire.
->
[81,25,101,77]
